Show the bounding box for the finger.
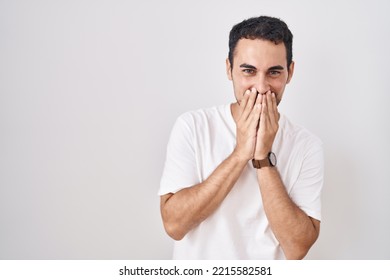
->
[237,89,250,117]
[271,92,277,110]
[255,91,263,106]
[250,95,262,130]
[268,92,279,126]
[272,92,280,121]
[266,91,277,126]
[254,92,263,114]
[239,89,250,108]
[241,88,258,120]
[260,94,269,129]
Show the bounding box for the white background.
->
[1,0,389,259]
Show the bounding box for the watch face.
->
[269,152,277,166]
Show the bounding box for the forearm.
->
[161,150,247,240]
[257,167,319,259]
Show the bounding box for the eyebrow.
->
[240,63,257,70]
[239,63,284,71]
[269,65,284,71]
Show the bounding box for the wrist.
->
[231,148,251,164]
[252,152,277,169]
[254,150,270,160]
[254,153,268,160]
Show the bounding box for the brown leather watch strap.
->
[252,158,271,169]
[252,152,277,169]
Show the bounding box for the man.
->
[158,16,324,260]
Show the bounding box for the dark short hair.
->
[228,16,293,69]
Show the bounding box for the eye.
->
[243,69,256,75]
[268,70,281,77]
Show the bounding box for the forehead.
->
[233,38,287,68]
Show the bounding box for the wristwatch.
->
[252,152,277,169]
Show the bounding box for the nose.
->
[254,75,270,95]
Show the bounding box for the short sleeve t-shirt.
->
[159,104,324,259]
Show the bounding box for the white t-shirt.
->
[159,104,324,259]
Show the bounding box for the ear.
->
[226,58,233,81]
[286,61,295,84]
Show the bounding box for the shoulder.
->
[279,114,323,153]
[176,104,229,126]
